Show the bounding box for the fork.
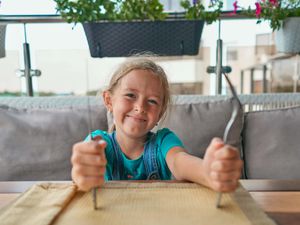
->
[215,73,241,208]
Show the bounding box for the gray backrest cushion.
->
[0,97,108,181]
[243,106,300,179]
[158,96,244,158]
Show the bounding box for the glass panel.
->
[0,0,299,96]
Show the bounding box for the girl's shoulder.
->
[154,128,184,156]
[155,127,173,136]
[154,128,180,141]
[91,129,108,137]
[90,130,111,142]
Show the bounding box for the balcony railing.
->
[0,11,252,24]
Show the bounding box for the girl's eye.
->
[125,93,135,98]
[148,99,158,105]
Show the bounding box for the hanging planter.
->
[54,0,222,58]
[82,19,204,58]
[0,25,6,58]
[275,17,300,53]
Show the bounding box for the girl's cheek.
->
[120,98,132,105]
[151,108,162,119]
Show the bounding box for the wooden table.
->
[1,180,300,225]
[241,180,300,225]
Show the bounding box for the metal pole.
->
[250,68,254,93]
[23,24,33,96]
[240,70,244,94]
[215,20,222,95]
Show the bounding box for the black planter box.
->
[82,20,204,58]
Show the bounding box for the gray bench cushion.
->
[243,106,300,179]
[0,97,108,181]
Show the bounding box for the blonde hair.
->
[105,57,171,131]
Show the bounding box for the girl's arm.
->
[166,138,243,192]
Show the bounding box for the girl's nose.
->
[134,101,146,113]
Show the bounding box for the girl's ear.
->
[102,91,113,112]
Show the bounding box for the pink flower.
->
[255,2,262,17]
[269,0,278,7]
[233,1,238,14]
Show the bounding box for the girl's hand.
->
[203,138,243,192]
[71,136,107,191]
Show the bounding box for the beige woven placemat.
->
[0,183,76,225]
[0,182,276,225]
[54,182,275,225]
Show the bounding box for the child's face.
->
[108,69,163,139]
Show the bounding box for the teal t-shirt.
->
[87,128,184,181]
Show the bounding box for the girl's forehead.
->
[125,69,155,77]
[118,70,163,95]
[121,69,159,83]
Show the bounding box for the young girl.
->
[71,57,243,192]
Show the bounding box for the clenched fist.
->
[202,138,243,192]
[71,136,107,191]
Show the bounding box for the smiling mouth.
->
[127,115,147,122]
